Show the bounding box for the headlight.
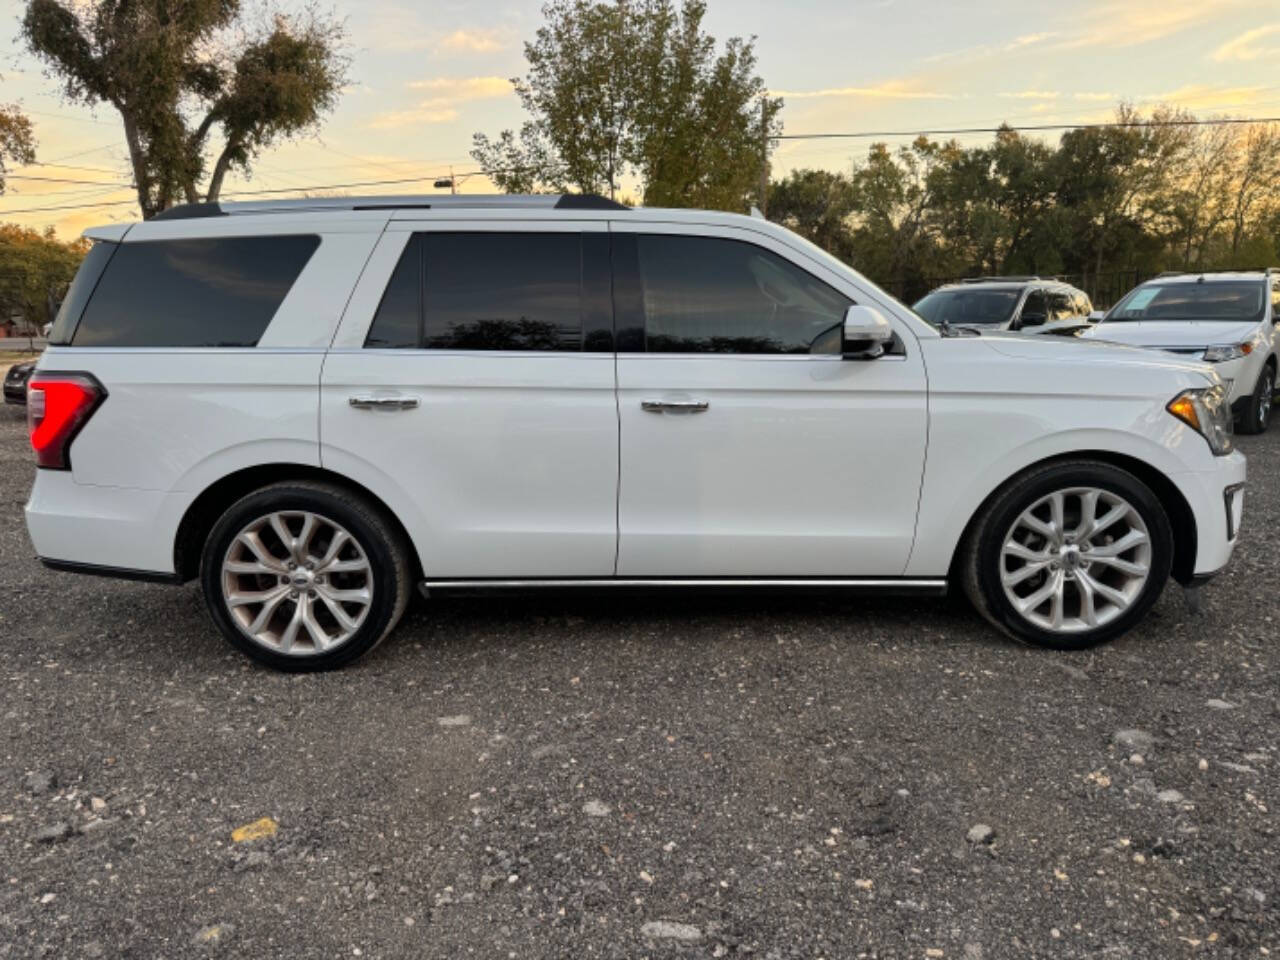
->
[1167,385,1234,455]
[1204,337,1259,362]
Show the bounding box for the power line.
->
[4,174,132,186]
[775,116,1280,140]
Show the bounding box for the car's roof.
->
[1143,271,1271,285]
[84,193,779,241]
[930,279,1083,293]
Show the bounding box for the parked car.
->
[3,360,35,405]
[913,277,1097,336]
[1082,270,1279,434]
[24,195,1245,671]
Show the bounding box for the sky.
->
[1,0,1278,238]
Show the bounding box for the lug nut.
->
[289,589,298,599]
[308,590,316,598]
[315,576,325,585]
[287,561,296,570]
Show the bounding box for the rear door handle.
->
[348,396,420,411]
[641,399,710,414]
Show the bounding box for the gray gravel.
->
[1,401,1277,958]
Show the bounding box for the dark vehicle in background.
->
[914,277,1097,336]
[3,360,35,405]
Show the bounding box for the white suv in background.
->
[913,277,1097,336]
[25,195,1246,670]
[1083,270,1280,434]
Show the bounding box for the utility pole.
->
[758,97,770,217]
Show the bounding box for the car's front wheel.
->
[200,481,412,671]
[961,461,1174,650]
[1236,362,1274,435]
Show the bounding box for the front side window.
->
[72,235,319,347]
[913,288,1019,328]
[1106,281,1267,322]
[1271,280,1279,320]
[365,233,589,351]
[636,235,851,354]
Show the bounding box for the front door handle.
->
[641,399,710,414]
[349,395,420,411]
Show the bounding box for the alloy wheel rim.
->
[1260,372,1273,428]
[1000,487,1151,634]
[221,511,373,655]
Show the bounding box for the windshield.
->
[1105,281,1266,323]
[912,288,1020,327]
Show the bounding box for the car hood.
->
[1081,320,1259,348]
[980,330,1216,380]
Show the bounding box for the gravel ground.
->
[0,400,1276,959]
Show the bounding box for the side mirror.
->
[843,304,894,359]
[1087,310,1105,322]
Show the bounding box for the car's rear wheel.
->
[961,461,1173,650]
[200,481,411,671]
[1236,363,1274,435]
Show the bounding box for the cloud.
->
[999,91,1062,100]
[772,81,956,101]
[370,76,513,130]
[405,76,512,98]
[1073,92,1117,102]
[437,29,504,53]
[1211,24,1280,61]
[1062,0,1251,49]
[922,30,1057,63]
[1146,83,1272,111]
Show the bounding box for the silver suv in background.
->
[1083,269,1279,434]
[913,277,1096,336]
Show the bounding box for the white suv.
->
[24,195,1246,670]
[1082,270,1280,434]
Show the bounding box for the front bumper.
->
[1172,450,1247,579]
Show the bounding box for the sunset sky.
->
[1,0,1278,238]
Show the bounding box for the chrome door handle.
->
[348,396,420,410]
[641,399,710,414]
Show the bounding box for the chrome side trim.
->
[422,577,948,591]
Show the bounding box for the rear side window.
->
[48,241,117,345]
[365,232,599,352]
[71,235,319,347]
[636,235,851,354]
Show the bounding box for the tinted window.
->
[1107,281,1266,322]
[1272,280,1279,319]
[72,235,318,347]
[1021,290,1048,326]
[914,288,1019,327]
[365,236,421,348]
[48,241,116,345]
[636,235,850,354]
[426,233,581,351]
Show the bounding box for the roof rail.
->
[1156,266,1278,279]
[150,193,629,221]
[959,275,1041,284]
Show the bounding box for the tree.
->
[767,169,857,261]
[0,104,37,194]
[472,0,780,210]
[0,224,87,332]
[22,0,347,218]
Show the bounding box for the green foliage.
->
[770,107,1280,305]
[22,0,347,218]
[0,223,88,330]
[0,104,38,194]
[472,0,780,211]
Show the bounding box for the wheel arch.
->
[174,463,422,582]
[947,450,1198,586]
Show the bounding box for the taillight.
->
[27,373,106,470]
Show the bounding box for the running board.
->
[420,577,948,597]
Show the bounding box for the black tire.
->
[1236,362,1274,435]
[200,481,412,671]
[961,460,1174,650]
